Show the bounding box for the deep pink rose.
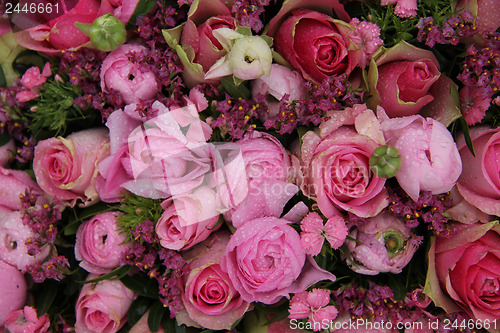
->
[4,306,50,333]
[156,186,220,251]
[100,44,159,105]
[33,128,110,207]
[0,167,42,211]
[296,104,388,218]
[175,231,251,330]
[367,41,446,118]
[75,212,131,274]
[425,222,500,323]
[0,260,26,326]
[456,126,500,216]
[14,0,113,53]
[75,275,136,333]
[221,216,335,304]
[344,213,420,275]
[273,9,360,83]
[380,112,462,201]
[0,211,52,270]
[251,64,306,119]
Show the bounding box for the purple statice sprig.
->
[231,0,271,32]
[25,256,70,283]
[135,0,187,41]
[416,10,476,48]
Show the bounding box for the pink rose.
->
[344,213,420,275]
[100,44,160,105]
[156,186,220,251]
[251,64,306,120]
[0,211,52,271]
[33,128,110,207]
[163,0,235,87]
[273,9,360,83]
[75,275,136,333]
[0,167,42,211]
[380,112,462,201]
[424,222,500,322]
[75,212,131,274]
[4,306,50,333]
[14,0,113,53]
[456,126,500,216]
[295,104,388,218]
[0,260,26,326]
[175,231,251,330]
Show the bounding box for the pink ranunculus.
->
[424,221,500,322]
[273,9,360,83]
[220,216,335,304]
[75,212,131,274]
[344,213,420,275]
[163,0,235,87]
[251,64,306,120]
[100,44,159,105]
[0,260,27,326]
[367,41,443,118]
[176,231,251,330]
[0,167,42,211]
[0,211,52,271]
[75,275,136,333]
[0,139,15,167]
[156,186,220,251]
[380,111,462,201]
[296,104,388,218]
[33,128,110,207]
[4,306,50,333]
[14,0,113,53]
[456,126,500,216]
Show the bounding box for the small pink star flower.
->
[300,212,348,256]
[349,18,384,68]
[289,289,338,332]
[381,0,417,18]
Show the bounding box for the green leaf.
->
[175,324,187,333]
[74,21,92,37]
[0,131,11,147]
[64,201,118,235]
[386,274,406,301]
[128,297,153,326]
[459,117,475,157]
[77,265,131,284]
[120,273,160,299]
[126,0,157,28]
[36,280,58,317]
[220,77,251,99]
[148,301,167,332]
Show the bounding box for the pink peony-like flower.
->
[380,111,462,201]
[289,289,338,332]
[33,128,110,207]
[295,104,388,218]
[273,9,360,83]
[456,126,500,216]
[251,64,306,119]
[175,231,251,330]
[424,221,500,323]
[4,306,50,333]
[344,213,420,275]
[381,0,417,18]
[0,260,27,326]
[156,186,220,251]
[0,167,42,211]
[460,85,491,126]
[75,275,136,333]
[15,63,51,102]
[300,212,348,256]
[100,44,159,105]
[0,210,52,271]
[75,212,131,274]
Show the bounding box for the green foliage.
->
[148,301,167,332]
[120,272,161,299]
[117,192,165,241]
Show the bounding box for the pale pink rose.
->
[288,289,338,332]
[251,64,306,119]
[4,306,50,333]
[296,104,388,218]
[345,213,420,275]
[380,111,462,201]
[75,212,131,274]
[0,211,52,271]
[456,126,500,216]
[176,231,251,330]
[0,167,42,211]
[0,139,15,167]
[75,275,136,333]
[156,187,220,251]
[100,44,159,105]
[33,128,110,207]
[0,260,27,326]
